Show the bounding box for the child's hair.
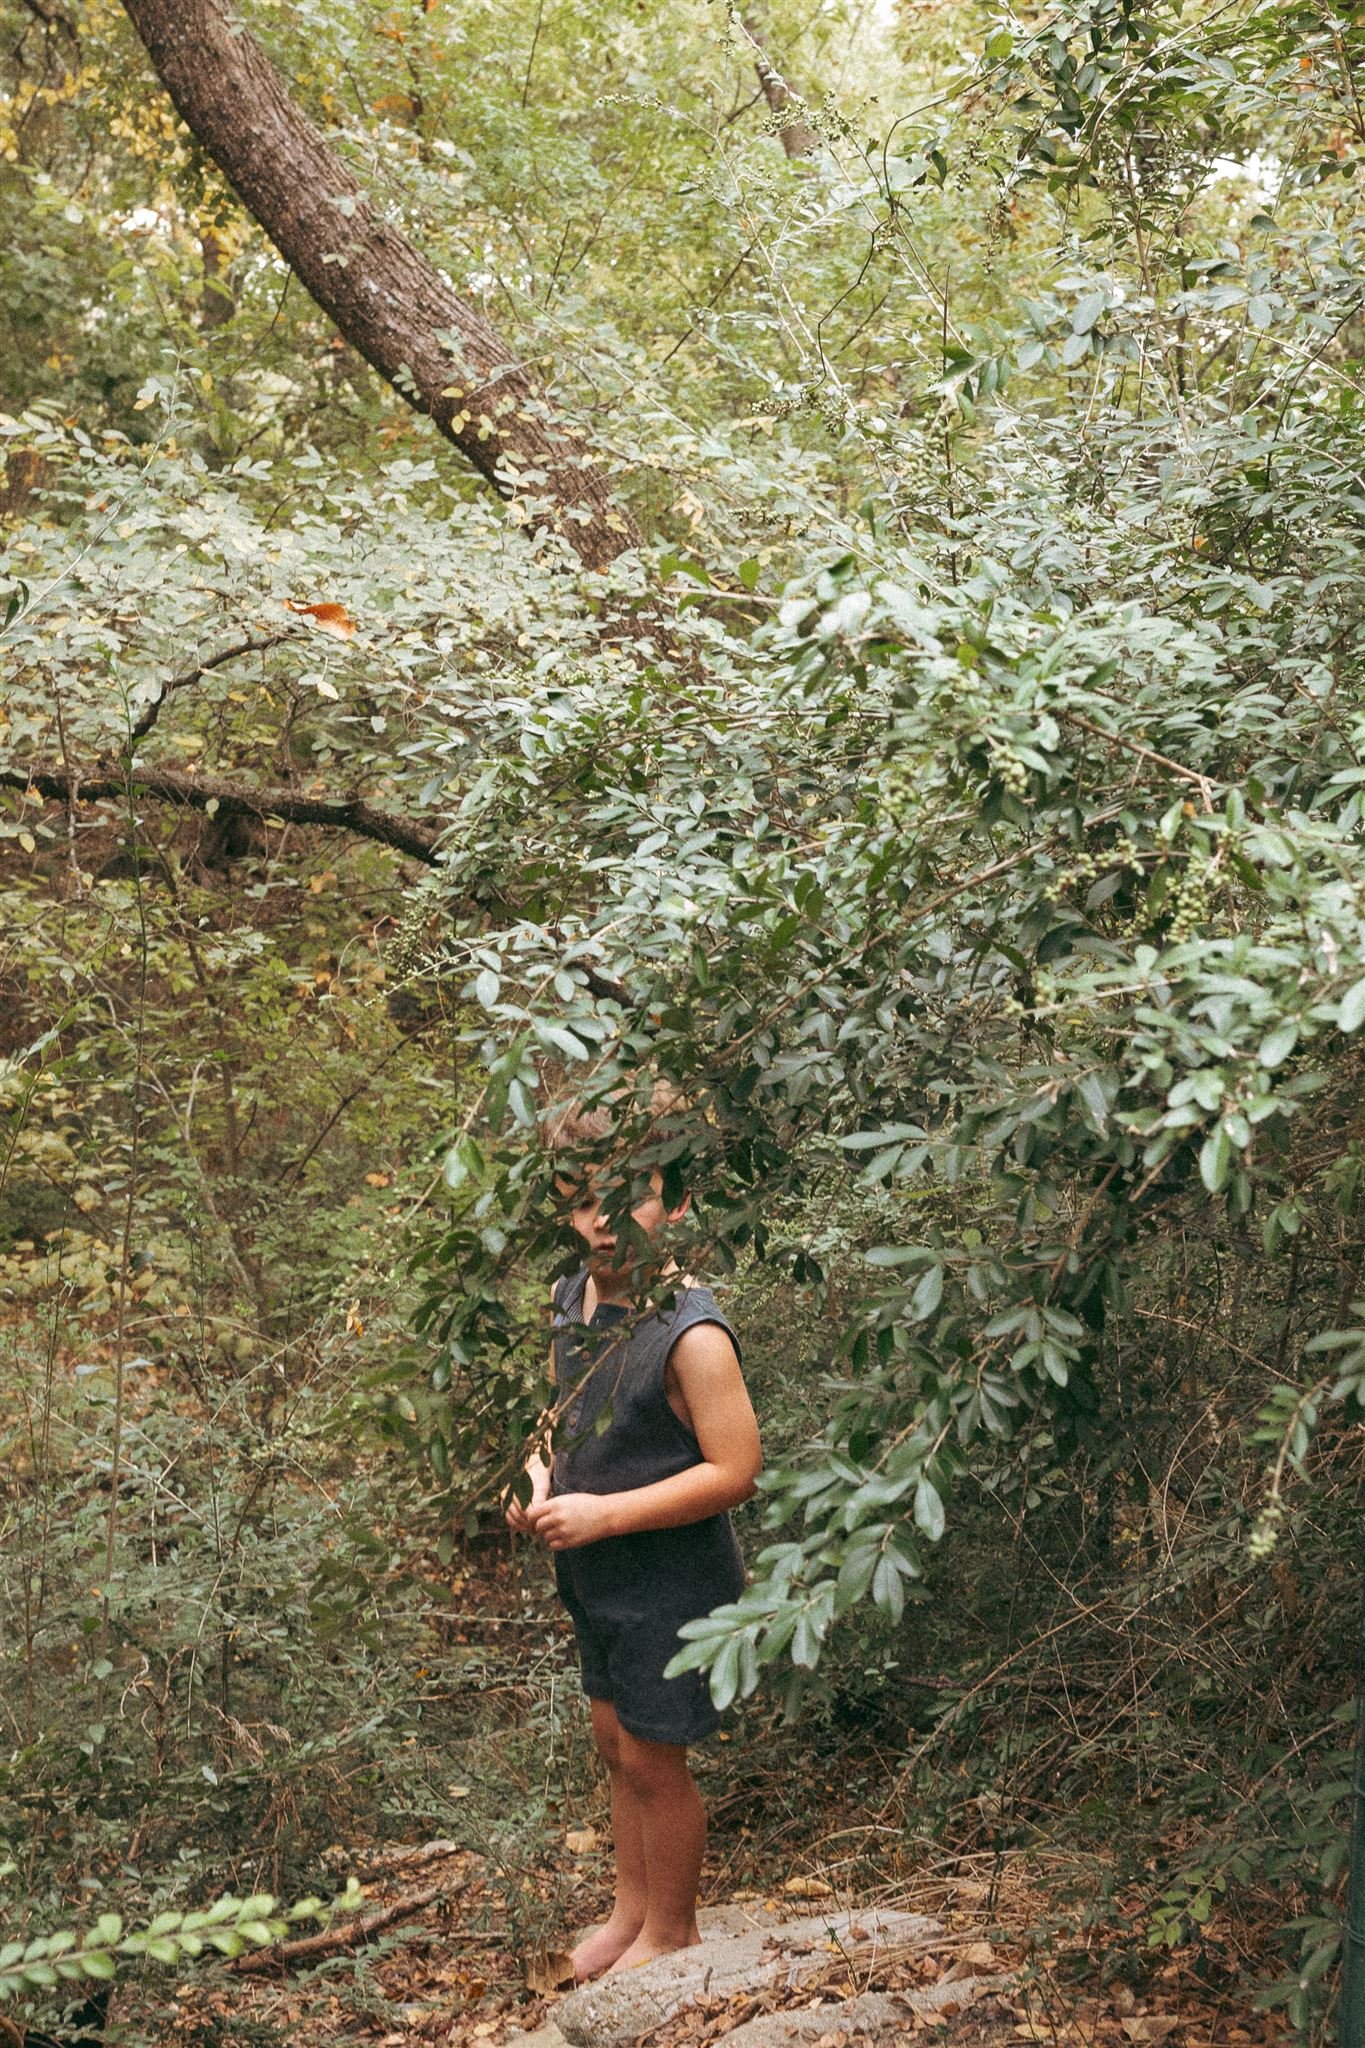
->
[543,1078,684,1155]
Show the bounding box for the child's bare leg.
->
[570,1701,647,1982]
[606,1728,704,1971]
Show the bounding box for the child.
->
[506,1098,762,1981]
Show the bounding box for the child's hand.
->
[526,1491,613,1550]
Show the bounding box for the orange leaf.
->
[286,600,356,639]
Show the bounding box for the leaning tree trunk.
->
[119,0,642,573]
[743,11,817,160]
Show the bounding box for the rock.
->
[717,1973,1015,2046]
[553,1907,940,2048]
[500,2025,569,2048]
[497,1909,768,2048]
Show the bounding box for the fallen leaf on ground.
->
[960,1941,998,1966]
[565,1827,598,1854]
[1121,2018,1180,2045]
[783,1876,834,1898]
[525,1948,575,1994]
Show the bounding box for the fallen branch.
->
[230,1883,444,1976]
[357,1838,463,1872]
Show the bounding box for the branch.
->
[228,1884,443,1976]
[2,759,634,1005]
[2,759,439,864]
[18,0,78,40]
[130,631,294,741]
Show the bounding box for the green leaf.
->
[872,1550,906,1623]
[909,1263,943,1322]
[1340,979,1365,1034]
[1071,291,1106,334]
[1199,1127,1231,1194]
[913,1476,945,1542]
[708,1636,742,1712]
[534,1020,590,1061]
[1258,1020,1298,1068]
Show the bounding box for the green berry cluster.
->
[1166,856,1215,943]
[987,739,1030,795]
[1248,1493,1284,1562]
[385,895,441,981]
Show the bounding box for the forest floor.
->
[109,1544,1291,2048]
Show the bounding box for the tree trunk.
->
[743,11,818,159]
[118,0,642,573]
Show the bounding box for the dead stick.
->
[230,1884,443,1976]
[357,1838,462,1871]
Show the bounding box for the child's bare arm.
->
[527,1323,761,1550]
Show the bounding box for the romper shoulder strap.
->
[660,1285,743,1368]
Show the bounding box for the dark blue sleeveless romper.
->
[549,1268,746,1744]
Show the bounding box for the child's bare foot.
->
[571,1913,644,1982]
[606,1924,701,1973]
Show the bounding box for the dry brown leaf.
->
[783,1876,835,1899]
[526,1947,575,1995]
[565,1826,598,1854]
[1120,2018,1180,2045]
[285,599,356,638]
[959,1940,999,1966]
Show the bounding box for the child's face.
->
[559,1166,688,1282]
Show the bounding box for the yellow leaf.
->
[782,1876,834,1898]
[565,1827,598,1855]
[18,831,35,854]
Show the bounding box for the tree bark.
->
[743,11,818,159]
[118,0,642,572]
